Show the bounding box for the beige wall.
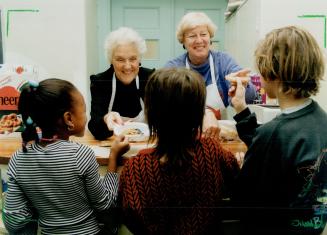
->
[0,0,98,116]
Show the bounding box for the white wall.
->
[0,0,98,116]
[225,0,261,69]
[85,0,100,91]
[225,0,327,111]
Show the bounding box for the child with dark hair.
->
[119,68,240,235]
[229,26,327,234]
[4,78,129,234]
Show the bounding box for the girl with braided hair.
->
[4,78,129,234]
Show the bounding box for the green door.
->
[98,0,227,70]
[111,0,174,69]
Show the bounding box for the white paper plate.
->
[217,120,236,128]
[217,120,238,141]
[113,122,149,142]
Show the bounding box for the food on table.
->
[0,113,22,134]
[219,126,238,141]
[121,128,143,136]
[218,120,239,141]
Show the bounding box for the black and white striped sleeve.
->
[4,153,35,232]
[76,144,118,210]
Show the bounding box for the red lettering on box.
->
[0,86,20,110]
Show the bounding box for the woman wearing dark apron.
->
[88,27,154,140]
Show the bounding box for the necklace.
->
[40,135,58,142]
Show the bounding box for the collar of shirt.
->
[281,98,312,114]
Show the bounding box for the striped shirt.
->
[4,140,118,235]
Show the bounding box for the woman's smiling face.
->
[183,25,211,65]
[112,43,140,85]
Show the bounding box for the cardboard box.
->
[0,64,38,134]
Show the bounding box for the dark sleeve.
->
[229,126,274,206]
[233,107,260,147]
[88,73,113,140]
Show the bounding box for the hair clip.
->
[28,80,39,90]
[26,116,33,125]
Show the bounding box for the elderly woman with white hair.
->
[166,12,256,138]
[88,27,155,140]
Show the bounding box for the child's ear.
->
[63,111,74,130]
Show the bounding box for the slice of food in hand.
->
[226,76,250,86]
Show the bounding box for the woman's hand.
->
[104,112,124,131]
[202,108,220,139]
[229,77,247,114]
[107,135,130,172]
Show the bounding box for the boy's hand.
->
[229,78,247,114]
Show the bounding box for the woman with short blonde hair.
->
[176,12,217,44]
[166,12,257,139]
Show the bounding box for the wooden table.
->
[0,130,247,165]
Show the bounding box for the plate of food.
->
[217,120,239,141]
[113,122,150,142]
